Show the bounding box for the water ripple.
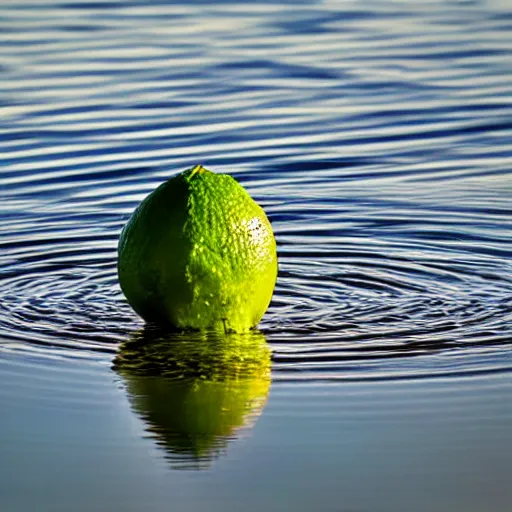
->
[1,0,511,382]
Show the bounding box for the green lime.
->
[118,165,277,332]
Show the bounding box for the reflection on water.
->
[114,328,271,469]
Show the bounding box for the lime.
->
[118,165,277,332]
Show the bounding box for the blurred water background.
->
[1,1,511,511]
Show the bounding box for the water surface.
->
[1,1,512,511]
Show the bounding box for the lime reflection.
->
[113,327,271,470]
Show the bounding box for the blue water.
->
[1,1,512,511]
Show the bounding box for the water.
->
[1,0,512,510]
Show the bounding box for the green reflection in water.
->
[114,327,271,469]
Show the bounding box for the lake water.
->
[1,1,512,511]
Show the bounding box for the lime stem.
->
[188,164,205,180]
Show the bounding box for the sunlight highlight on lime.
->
[118,165,278,332]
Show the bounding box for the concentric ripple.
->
[1,0,512,382]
